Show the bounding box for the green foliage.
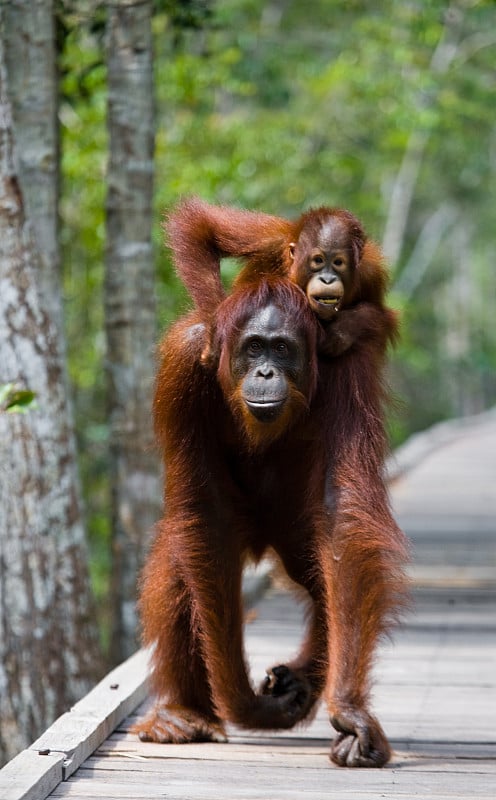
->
[0,384,37,414]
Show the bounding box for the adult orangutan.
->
[133,276,408,768]
[165,196,399,363]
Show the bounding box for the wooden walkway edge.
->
[0,650,149,800]
[0,564,271,800]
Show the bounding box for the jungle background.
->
[0,0,495,764]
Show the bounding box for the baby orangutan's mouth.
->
[308,293,342,320]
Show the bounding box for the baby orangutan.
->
[166,197,399,362]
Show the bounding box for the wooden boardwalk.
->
[2,410,495,799]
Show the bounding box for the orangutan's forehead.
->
[299,216,349,250]
[240,303,294,339]
[316,218,349,248]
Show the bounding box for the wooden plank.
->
[49,759,496,800]
[0,749,64,800]
[96,731,496,764]
[31,649,149,779]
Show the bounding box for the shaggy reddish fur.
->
[133,265,409,767]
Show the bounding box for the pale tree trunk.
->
[0,25,101,767]
[105,0,160,663]
[3,0,61,334]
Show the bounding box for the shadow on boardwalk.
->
[2,411,495,799]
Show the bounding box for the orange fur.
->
[134,203,409,768]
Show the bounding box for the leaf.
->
[0,385,37,414]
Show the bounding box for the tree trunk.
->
[105,0,160,663]
[3,0,61,333]
[0,23,101,767]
